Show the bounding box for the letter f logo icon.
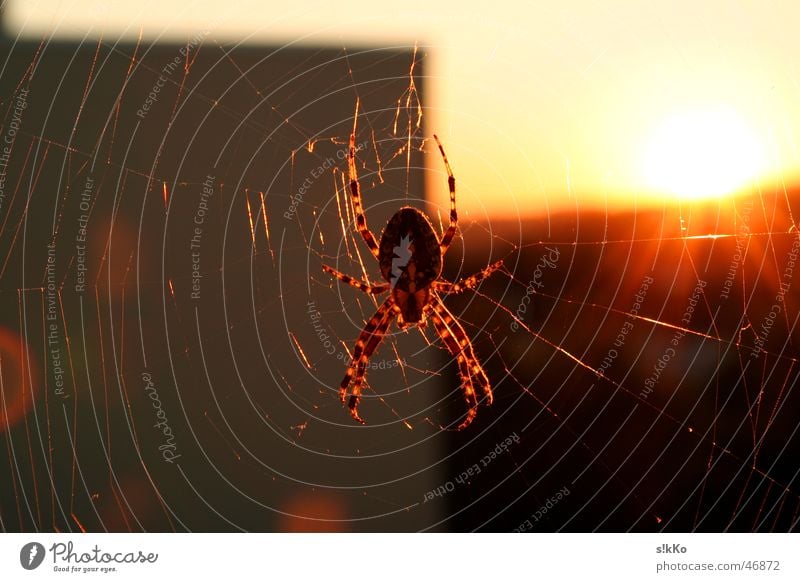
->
[20,542,45,570]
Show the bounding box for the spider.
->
[323,131,503,429]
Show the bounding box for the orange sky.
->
[10,0,800,217]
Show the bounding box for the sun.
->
[641,107,766,200]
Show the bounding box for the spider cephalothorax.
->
[322,130,502,429]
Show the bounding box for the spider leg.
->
[437,300,492,405]
[433,259,504,294]
[348,119,381,258]
[431,295,493,429]
[433,135,458,253]
[322,264,390,295]
[340,297,396,424]
[430,309,479,430]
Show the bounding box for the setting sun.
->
[641,108,766,200]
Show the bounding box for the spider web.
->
[0,16,798,534]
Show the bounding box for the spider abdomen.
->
[378,206,442,292]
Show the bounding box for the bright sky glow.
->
[8,0,800,215]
